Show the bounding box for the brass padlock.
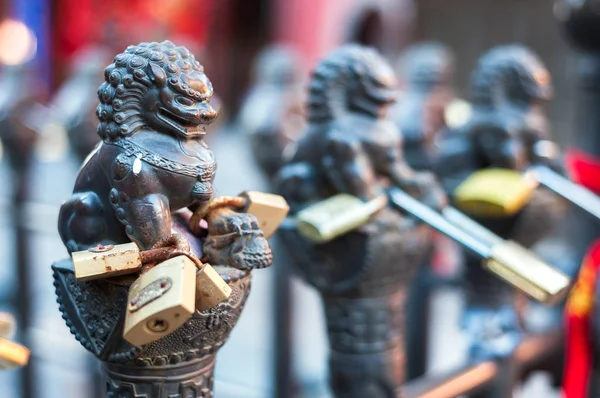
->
[0,338,30,369]
[239,191,290,239]
[123,255,197,346]
[453,169,538,217]
[484,240,570,304]
[72,242,142,281]
[195,263,232,312]
[296,194,388,243]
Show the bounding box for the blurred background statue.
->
[44,47,110,162]
[390,41,456,172]
[238,45,306,180]
[435,44,570,396]
[275,45,444,397]
[389,42,461,381]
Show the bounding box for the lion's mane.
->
[96,40,208,141]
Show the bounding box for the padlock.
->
[0,338,30,369]
[123,255,197,346]
[238,191,290,238]
[388,186,571,304]
[484,240,570,305]
[453,168,538,217]
[296,194,388,243]
[195,263,232,312]
[72,242,142,281]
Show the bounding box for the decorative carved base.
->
[324,290,406,398]
[278,209,429,398]
[52,258,252,398]
[104,356,215,398]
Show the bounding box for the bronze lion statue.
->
[59,41,222,253]
[53,41,273,398]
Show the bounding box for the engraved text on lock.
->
[129,277,173,312]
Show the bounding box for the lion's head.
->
[96,41,217,142]
[470,45,553,108]
[307,45,398,123]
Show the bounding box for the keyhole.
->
[147,318,169,333]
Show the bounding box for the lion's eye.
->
[175,96,195,107]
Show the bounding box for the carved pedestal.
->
[279,210,429,398]
[325,291,405,398]
[53,259,251,398]
[103,356,215,397]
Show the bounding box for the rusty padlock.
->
[120,235,232,346]
[71,234,232,345]
[123,254,197,346]
[189,192,289,239]
[72,242,142,282]
[238,191,290,238]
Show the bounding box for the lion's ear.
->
[149,63,167,86]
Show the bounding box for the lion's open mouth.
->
[158,107,205,137]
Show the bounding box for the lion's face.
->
[143,64,217,139]
[347,49,398,117]
[97,41,220,142]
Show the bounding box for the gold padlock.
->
[0,338,30,369]
[72,242,142,281]
[239,191,290,239]
[484,240,570,304]
[296,194,388,243]
[453,169,538,217]
[195,263,232,312]
[123,255,196,346]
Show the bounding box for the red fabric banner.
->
[563,239,600,398]
[565,149,600,195]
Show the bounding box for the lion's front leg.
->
[110,189,172,249]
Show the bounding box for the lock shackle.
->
[139,234,190,265]
[189,196,248,236]
[151,234,190,252]
[167,250,207,273]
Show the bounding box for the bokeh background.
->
[0,0,588,397]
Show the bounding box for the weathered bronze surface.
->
[275,45,445,397]
[53,41,273,398]
[435,45,566,395]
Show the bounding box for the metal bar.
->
[527,165,600,221]
[387,187,491,258]
[441,207,503,246]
